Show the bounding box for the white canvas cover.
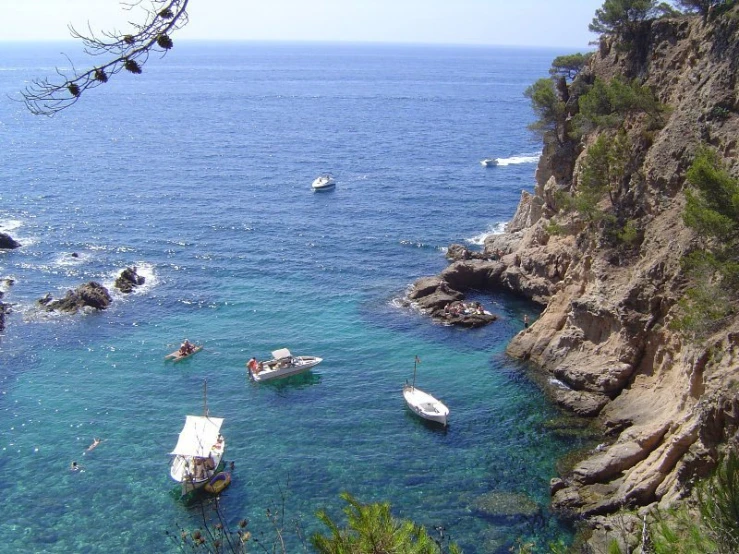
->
[271,348,292,360]
[170,415,224,458]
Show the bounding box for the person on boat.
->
[247,357,259,374]
[194,458,206,480]
[180,339,194,356]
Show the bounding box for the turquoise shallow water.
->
[0,42,586,553]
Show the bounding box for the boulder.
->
[0,232,21,249]
[38,282,112,313]
[406,276,497,327]
[114,266,145,293]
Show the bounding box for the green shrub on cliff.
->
[648,451,739,553]
[573,77,664,136]
[684,147,739,244]
[675,0,738,16]
[311,492,461,554]
[556,131,633,225]
[673,147,739,337]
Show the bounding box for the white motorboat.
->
[480,158,498,167]
[311,174,336,191]
[402,356,449,426]
[169,382,226,499]
[247,348,323,382]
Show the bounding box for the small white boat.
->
[247,348,323,382]
[402,356,449,426]
[311,174,336,191]
[169,381,226,500]
[480,158,498,167]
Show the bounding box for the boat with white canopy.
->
[169,382,226,499]
[402,356,449,426]
[247,348,323,382]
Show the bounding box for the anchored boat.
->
[247,348,323,382]
[402,356,449,426]
[169,381,226,500]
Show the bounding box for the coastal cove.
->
[0,42,587,552]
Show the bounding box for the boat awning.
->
[271,348,292,360]
[170,415,223,458]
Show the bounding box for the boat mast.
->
[412,356,419,388]
[203,379,208,416]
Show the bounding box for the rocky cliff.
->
[416,7,739,539]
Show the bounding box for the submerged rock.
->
[470,491,541,521]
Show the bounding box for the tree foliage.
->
[684,147,739,242]
[311,492,461,554]
[672,148,739,337]
[674,0,737,15]
[589,0,661,36]
[573,76,664,135]
[548,53,593,82]
[524,78,567,144]
[21,0,190,116]
[580,131,631,204]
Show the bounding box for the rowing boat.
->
[165,346,203,362]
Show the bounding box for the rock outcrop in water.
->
[114,266,145,293]
[38,282,112,313]
[425,7,739,543]
[0,232,21,249]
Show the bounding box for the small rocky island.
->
[38,282,113,314]
[115,266,145,293]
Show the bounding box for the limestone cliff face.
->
[466,11,739,519]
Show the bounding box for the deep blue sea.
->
[0,42,585,553]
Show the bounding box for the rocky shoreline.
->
[406,11,739,548]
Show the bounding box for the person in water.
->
[70,461,84,472]
[86,438,102,452]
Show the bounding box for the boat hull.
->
[403,385,449,425]
[249,356,322,381]
[170,435,226,497]
[312,175,336,191]
[165,346,203,362]
[480,158,498,167]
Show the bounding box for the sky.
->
[0,0,605,49]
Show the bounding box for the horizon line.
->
[0,37,595,51]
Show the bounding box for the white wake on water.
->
[493,151,541,166]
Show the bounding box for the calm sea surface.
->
[0,42,585,553]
